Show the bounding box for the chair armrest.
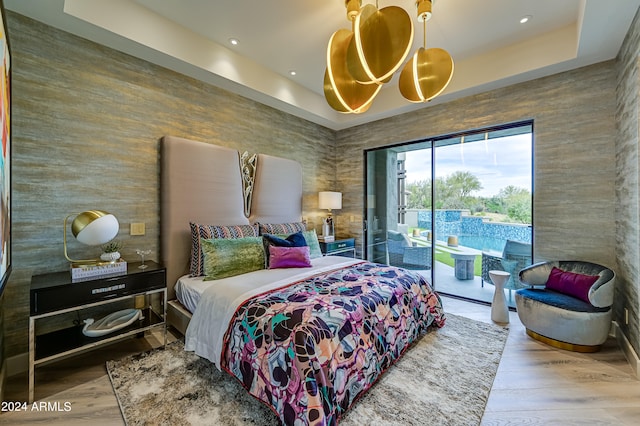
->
[589,270,615,307]
[481,252,503,282]
[403,246,430,265]
[518,261,554,286]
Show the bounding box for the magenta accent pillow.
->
[268,245,311,269]
[545,267,599,303]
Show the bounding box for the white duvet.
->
[184,256,362,370]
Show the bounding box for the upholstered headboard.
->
[160,136,303,299]
[249,153,303,224]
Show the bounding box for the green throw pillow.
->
[303,229,323,259]
[201,237,265,280]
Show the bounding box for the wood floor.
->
[2,296,639,425]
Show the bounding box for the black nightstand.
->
[319,238,356,258]
[28,261,166,402]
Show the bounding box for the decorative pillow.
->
[545,266,599,303]
[263,231,307,248]
[269,246,311,269]
[265,229,322,260]
[201,237,265,280]
[189,223,259,277]
[302,229,323,259]
[258,222,306,235]
[263,232,308,267]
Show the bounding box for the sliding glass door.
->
[364,122,533,307]
[365,142,433,282]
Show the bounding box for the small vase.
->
[100,251,121,263]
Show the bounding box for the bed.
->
[159,135,446,425]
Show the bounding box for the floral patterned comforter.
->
[221,262,446,425]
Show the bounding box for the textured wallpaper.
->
[3,11,336,359]
[615,7,640,360]
[1,7,638,372]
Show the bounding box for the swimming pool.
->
[456,235,506,252]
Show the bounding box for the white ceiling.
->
[5,0,640,130]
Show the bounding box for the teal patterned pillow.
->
[201,237,265,280]
[303,229,323,259]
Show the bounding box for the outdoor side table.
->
[450,252,476,280]
[489,270,510,324]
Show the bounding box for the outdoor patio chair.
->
[481,239,531,289]
[387,230,432,270]
[515,260,615,352]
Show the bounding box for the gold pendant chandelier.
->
[399,0,454,102]
[323,0,454,113]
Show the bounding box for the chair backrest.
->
[502,240,531,258]
[502,240,531,260]
[387,230,411,254]
[500,240,532,289]
[387,230,404,240]
[388,230,411,244]
[519,260,615,307]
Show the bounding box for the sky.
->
[404,133,532,197]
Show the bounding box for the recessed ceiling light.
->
[289,70,297,76]
[520,15,532,24]
[228,38,239,46]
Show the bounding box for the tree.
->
[498,185,531,223]
[407,171,484,210]
[406,180,432,209]
[483,195,506,215]
[437,171,483,209]
[405,173,531,225]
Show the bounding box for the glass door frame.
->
[363,120,534,304]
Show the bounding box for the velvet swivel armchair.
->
[515,260,615,352]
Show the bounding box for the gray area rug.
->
[107,314,508,425]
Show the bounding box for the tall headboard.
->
[160,136,303,299]
[249,153,303,224]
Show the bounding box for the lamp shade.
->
[318,191,342,210]
[72,210,119,246]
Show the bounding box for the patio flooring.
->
[412,261,518,309]
[405,235,518,308]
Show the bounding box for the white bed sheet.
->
[184,256,363,370]
[175,275,209,314]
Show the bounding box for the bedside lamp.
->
[64,210,119,265]
[318,191,342,241]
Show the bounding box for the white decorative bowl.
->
[100,251,121,262]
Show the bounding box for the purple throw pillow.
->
[268,246,311,269]
[545,267,599,303]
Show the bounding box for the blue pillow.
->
[263,231,307,247]
[263,232,308,266]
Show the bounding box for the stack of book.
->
[70,260,127,282]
